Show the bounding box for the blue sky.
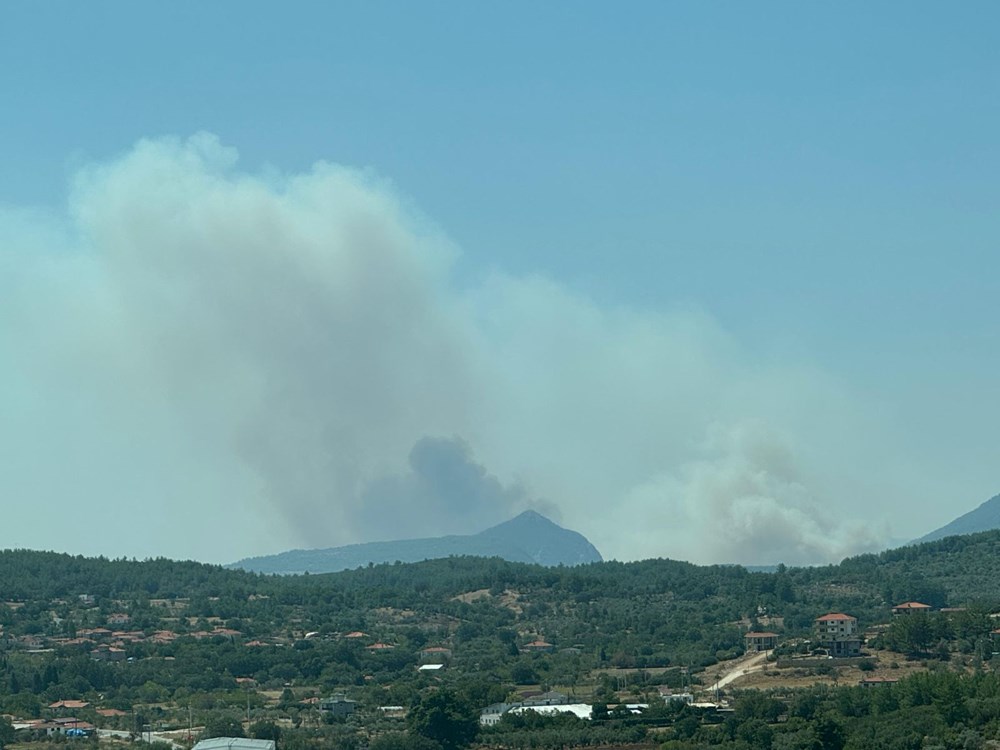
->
[1,3,998,564]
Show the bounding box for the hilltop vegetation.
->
[3,530,1000,748]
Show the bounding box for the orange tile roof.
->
[816,613,855,621]
[49,700,90,709]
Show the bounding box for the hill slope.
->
[229,510,603,573]
[913,492,1000,544]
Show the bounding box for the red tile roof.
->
[816,613,855,622]
[48,700,90,709]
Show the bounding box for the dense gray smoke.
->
[354,436,559,542]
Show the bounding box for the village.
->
[3,590,990,746]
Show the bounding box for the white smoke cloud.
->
[0,134,897,564]
[611,423,886,565]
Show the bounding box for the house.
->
[78,628,113,640]
[815,613,862,657]
[106,613,130,626]
[39,718,95,736]
[90,645,126,662]
[62,637,94,646]
[744,631,779,652]
[479,693,570,727]
[523,691,569,706]
[111,630,144,644]
[892,602,932,616]
[657,687,694,704]
[319,694,356,718]
[419,646,453,663]
[521,640,554,653]
[480,703,516,726]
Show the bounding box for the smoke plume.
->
[0,134,896,564]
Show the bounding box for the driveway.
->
[703,650,772,693]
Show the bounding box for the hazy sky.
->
[2,3,998,566]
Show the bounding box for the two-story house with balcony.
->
[815,612,862,657]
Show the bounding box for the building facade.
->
[744,631,779,652]
[815,613,862,657]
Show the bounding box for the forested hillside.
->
[3,531,1000,749]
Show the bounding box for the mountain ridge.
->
[229,510,603,574]
[913,492,1000,545]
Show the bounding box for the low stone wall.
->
[775,657,862,668]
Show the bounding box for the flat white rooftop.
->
[193,738,276,750]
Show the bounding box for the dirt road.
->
[703,650,771,694]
